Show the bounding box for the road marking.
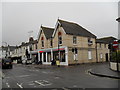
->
[29,70,39,72]
[62,87,70,90]
[17,83,23,88]
[17,75,30,78]
[6,83,10,88]
[42,80,52,85]
[42,71,48,74]
[34,81,45,86]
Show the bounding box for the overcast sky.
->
[2,2,118,46]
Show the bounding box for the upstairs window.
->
[30,44,33,51]
[100,53,103,59]
[36,44,37,49]
[50,39,53,47]
[100,44,102,48]
[73,36,77,44]
[58,32,62,45]
[88,38,93,45]
[104,44,106,48]
[41,37,44,48]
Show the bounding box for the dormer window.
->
[88,38,93,45]
[41,37,44,48]
[58,32,62,45]
[73,36,77,44]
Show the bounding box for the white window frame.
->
[100,53,103,59]
[73,36,77,45]
[88,51,92,60]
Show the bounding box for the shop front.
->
[37,46,68,65]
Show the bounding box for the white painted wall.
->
[110,62,120,71]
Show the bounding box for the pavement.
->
[88,62,120,79]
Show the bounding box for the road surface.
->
[2,63,119,89]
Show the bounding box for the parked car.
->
[2,58,13,69]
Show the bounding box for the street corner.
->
[88,66,120,79]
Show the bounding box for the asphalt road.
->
[2,63,119,89]
[0,69,2,90]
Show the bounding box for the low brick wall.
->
[110,62,120,71]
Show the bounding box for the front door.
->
[105,53,109,62]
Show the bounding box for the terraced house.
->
[31,19,109,66]
[11,37,38,63]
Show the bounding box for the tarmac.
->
[89,62,120,79]
[22,62,120,79]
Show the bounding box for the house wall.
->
[52,25,97,65]
[96,43,109,62]
[38,30,48,49]
[68,48,96,65]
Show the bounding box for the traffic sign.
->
[113,41,118,49]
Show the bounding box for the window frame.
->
[73,36,77,45]
[88,50,92,60]
[58,32,62,45]
[41,37,44,48]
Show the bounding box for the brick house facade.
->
[35,19,109,65]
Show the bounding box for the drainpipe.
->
[95,41,98,63]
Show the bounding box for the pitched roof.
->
[20,40,38,47]
[1,46,17,51]
[58,19,96,38]
[41,26,54,39]
[97,36,117,44]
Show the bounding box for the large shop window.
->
[88,51,92,60]
[53,50,65,62]
[43,53,46,62]
[60,50,65,62]
[47,52,51,62]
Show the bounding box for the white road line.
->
[17,75,30,78]
[34,81,45,86]
[6,83,10,88]
[42,80,52,85]
[43,80,49,82]
[62,87,70,90]
[17,83,23,88]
